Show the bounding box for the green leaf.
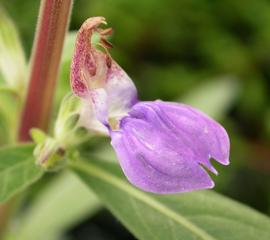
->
[181,76,239,120]
[0,89,20,144]
[30,128,47,144]
[0,7,27,92]
[17,171,101,240]
[71,158,270,240]
[0,144,43,203]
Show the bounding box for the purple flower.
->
[70,17,230,194]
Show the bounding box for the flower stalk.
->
[0,0,73,238]
[18,0,73,141]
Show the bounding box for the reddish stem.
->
[0,1,73,237]
[18,0,73,141]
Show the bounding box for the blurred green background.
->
[1,0,270,239]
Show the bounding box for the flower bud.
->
[31,94,90,170]
[33,137,66,171]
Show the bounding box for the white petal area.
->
[79,96,109,136]
[105,62,138,119]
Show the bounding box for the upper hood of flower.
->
[70,17,138,133]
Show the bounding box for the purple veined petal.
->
[153,101,230,168]
[70,17,138,128]
[110,100,230,194]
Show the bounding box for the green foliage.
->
[0,144,43,203]
[55,33,77,110]
[71,158,270,240]
[0,89,20,144]
[16,171,101,240]
[0,7,25,145]
[0,7,27,93]
[30,128,47,144]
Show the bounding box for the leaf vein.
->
[72,160,216,240]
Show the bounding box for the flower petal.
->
[70,17,137,127]
[70,17,106,96]
[79,92,108,135]
[105,63,138,119]
[110,101,230,193]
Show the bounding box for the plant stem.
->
[0,0,73,238]
[18,0,73,141]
